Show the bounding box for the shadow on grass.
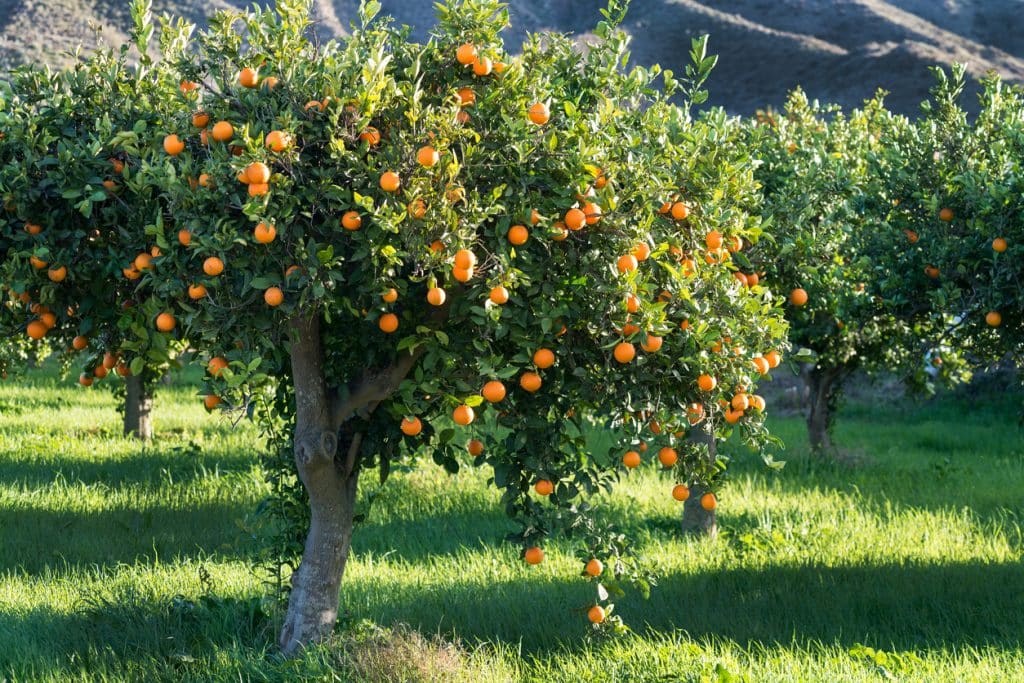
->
[0,501,257,573]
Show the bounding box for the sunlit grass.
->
[1,365,1022,681]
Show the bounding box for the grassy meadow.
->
[0,364,1022,681]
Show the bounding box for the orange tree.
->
[0,1,183,438]
[5,0,787,652]
[747,91,962,452]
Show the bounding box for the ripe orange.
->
[381,288,398,303]
[565,208,586,231]
[163,134,185,156]
[671,202,690,220]
[192,111,210,128]
[48,266,67,283]
[380,171,401,192]
[613,342,635,364]
[528,102,550,125]
[254,222,276,244]
[454,249,477,270]
[453,405,475,425]
[26,320,48,340]
[524,546,544,565]
[749,395,766,412]
[29,256,48,270]
[246,162,271,185]
[342,211,362,231]
[624,293,641,314]
[24,222,42,235]
[904,229,919,244]
[534,479,553,496]
[924,266,940,279]
[489,286,509,304]
[407,199,427,218]
[416,145,439,167]
[766,350,782,368]
[102,352,118,370]
[790,288,808,306]
[623,450,641,468]
[456,43,477,65]
[587,605,606,624]
[264,287,284,307]
[472,55,493,76]
[238,67,259,88]
[155,312,175,332]
[700,492,717,511]
[508,225,529,245]
[79,374,94,387]
[533,348,555,368]
[672,484,690,501]
[986,311,1002,327]
[632,242,651,261]
[427,287,446,306]
[705,230,723,249]
[134,253,153,271]
[265,130,291,152]
[452,266,474,283]
[72,335,88,351]
[617,254,638,274]
[93,364,108,379]
[724,408,743,424]
[520,371,542,392]
[204,257,224,276]
[658,447,678,467]
[359,127,381,146]
[178,229,192,246]
[582,201,602,225]
[379,313,399,333]
[188,284,207,300]
[400,416,422,436]
[248,182,269,197]
[939,207,954,222]
[992,237,1007,253]
[585,558,603,577]
[697,374,716,391]
[203,395,222,410]
[752,356,770,375]
[641,335,662,353]
[457,87,475,107]
[261,76,280,91]
[468,439,485,457]
[731,393,750,411]
[39,312,56,329]
[482,380,506,403]
[211,121,233,142]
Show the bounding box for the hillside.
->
[2,0,1022,115]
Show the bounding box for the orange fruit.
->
[178,229,192,246]
[264,287,284,307]
[427,287,447,306]
[208,356,228,377]
[752,356,770,375]
[582,201,602,225]
[188,284,207,300]
[658,447,678,467]
[47,266,67,283]
[992,237,1007,253]
[749,395,766,412]
[790,288,808,306]
[617,254,638,274]
[700,492,717,511]
[379,171,401,192]
[452,266,474,283]
[528,102,550,125]
[26,320,48,340]
[265,130,291,152]
[533,348,555,368]
[39,312,56,329]
[924,266,940,279]
[197,174,212,188]
[24,222,42,235]
[204,257,224,276]
[986,311,1002,327]
[29,256,48,270]
[379,313,399,333]
[454,249,477,270]
[585,558,603,577]
[238,67,259,88]
[731,393,750,411]
[641,335,662,353]
[508,225,529,245]
[904,229,919,244]
[613,342,636,364]
[79,374,94,387]
[482,380,506,403]
[456,43,477,65]
[254,222,276,244]
[246,162,271,185]
[416,145,439,167]
[472,55,493,76]
[705,230,723,250]
[520,371,542,392]
[381,288,398,303]
[534,479,553,496]
[304,100,322,112]
[155,312,175,332]
[248,183,270,197]
[587,605,605,624]
[94,364,108,379]
[203,395,222,410]
[192,111,210,128]
[468,439,485,457]
[625,293,641,314]
[359,127,381,146]
[163,134,185,156]
[672,484,690,501]
[102,352,118,370]
[407,199,427,218]
[632,242,651,261]
[623,450,641,468]
[671,202,690,220]
[524,546,544,565]
[489,286,509,304]
[697,374,716,391]
[134,253,153,271]
[400,416,423,436]
[211,121,233,142]
[72,335,88,351]
[457,87,475,107]
[453,404,475,425]
[939,207,954,222]
[724,408,743,424]
[341,211,362,231]
[261,76,280,91]
[565,208,586,231]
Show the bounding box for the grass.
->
[1,364,1022,681]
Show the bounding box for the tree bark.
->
[123,373,153,440]
[805,365,840,453]
[681,421,717,538]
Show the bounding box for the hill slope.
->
[1,0,1022,115]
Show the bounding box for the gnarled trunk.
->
[124,373,153,440]
[681,421,717,537]
[805,365,841,453]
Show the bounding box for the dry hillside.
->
[1,0,1022,115]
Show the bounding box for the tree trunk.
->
[805,365,840,453]
[124,373,153,440]
[681,421,717,538]
[279,314,354,655]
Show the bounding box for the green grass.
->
[1,365,1022,681]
